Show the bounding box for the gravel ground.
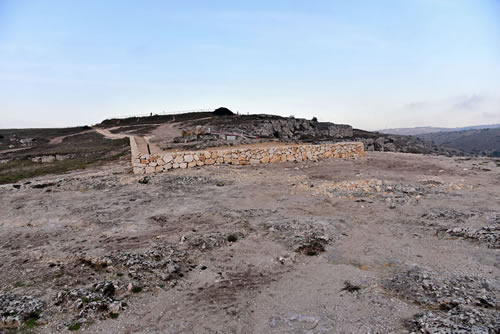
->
[0,152,499,333]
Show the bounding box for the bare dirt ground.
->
[0,152,499,333]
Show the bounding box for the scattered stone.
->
[384,265,499,333]
[138,176,149,184]
[422,208,481,222]
[0,293,44,325]
[445,226,499,248]
[55,281,122,319]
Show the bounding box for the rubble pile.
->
[445,226,499,249]
[262,218,345,253]
[295,179,445,205]
[0,293,44,326]
[78,244,186,284]
[186,232,242,251]
[55,281,125,319]
[108,248,183,282]
[422,208,482,222]
[385,265,499,333]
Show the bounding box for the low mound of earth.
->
[0,152,498,333]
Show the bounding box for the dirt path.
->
[0,146,30,154]
[148,122,183,148]
[94,128,130,140]
[95,128,161,155]
[48,129,95,145]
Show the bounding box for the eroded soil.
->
[0,152,499,333]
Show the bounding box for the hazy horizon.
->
[1,0,499,130]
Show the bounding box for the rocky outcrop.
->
[251,117,352,140]
[352,129,464,156]
[31,154,77,163]
[186,115,353,141]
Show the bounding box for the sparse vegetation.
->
[0,131,129,184]
[68,322,81,331]
[24,317,37,328]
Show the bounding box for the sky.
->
[0,0,499,130]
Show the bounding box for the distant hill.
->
[379,124,500,136]
[416,127,500,157]
[97,111,464,156]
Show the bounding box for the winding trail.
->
[48,129,94,145]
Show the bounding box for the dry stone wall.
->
[132,142,365,174]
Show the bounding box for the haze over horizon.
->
[1,0,499,130]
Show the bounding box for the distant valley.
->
[378,124,500,157]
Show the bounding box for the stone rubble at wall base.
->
[132,142,365,175]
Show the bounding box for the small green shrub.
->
[68,322,81,331]
[24,317,37,328]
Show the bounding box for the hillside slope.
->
[417,127,500,157]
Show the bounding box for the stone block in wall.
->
[163,154,173,163]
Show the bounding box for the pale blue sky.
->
[1,0,499,129]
